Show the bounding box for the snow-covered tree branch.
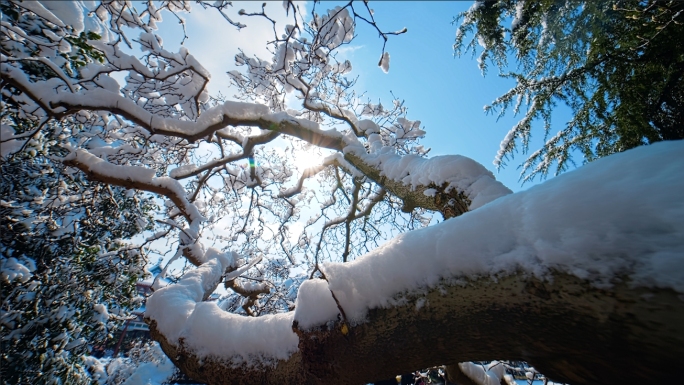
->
[2,2,682,385]
[144,140,684,385]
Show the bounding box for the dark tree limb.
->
[149,271,684,385]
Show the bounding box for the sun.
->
[292,146,327,173]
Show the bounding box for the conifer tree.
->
[454,0,684,180]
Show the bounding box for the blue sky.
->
[340,1,575,191]
[153,1,577,192]
[135,0,581,276]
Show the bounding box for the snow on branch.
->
[146,251,298,366]
[148,140,684,384]
[1,2,503,223]
[344,149,512,217]
[320,140,684,322]
[64,149,202,224]
[63,149,207,263]
[173,131,281,180]
[2,59,332,144]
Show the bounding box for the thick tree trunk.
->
[150,272,684,385]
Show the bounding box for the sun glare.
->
[293,148,326,173]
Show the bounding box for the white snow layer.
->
[294,279,340,329]
[313,140,684,325]
[379,51,390,73]
[459,361,507,385]
[346,146,513,209]
[1,257,35,283]
[121,359,176,385]
[147,140,684,364]
[64,149,205,228]
[145,250,298,365]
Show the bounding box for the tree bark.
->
[150,272,684,385]
[344,152,472,218]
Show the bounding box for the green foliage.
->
[0,9,157,382]
[0,1,105,79]
[0,119,156,385]
[62,31,105,71]
[454,0,684,181]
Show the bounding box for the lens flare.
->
[294,149,324,172]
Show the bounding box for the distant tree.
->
[1,2,682,385]
[454,0,684,180]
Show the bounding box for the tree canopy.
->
[454,0,684,180]
[1,2,683,385]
